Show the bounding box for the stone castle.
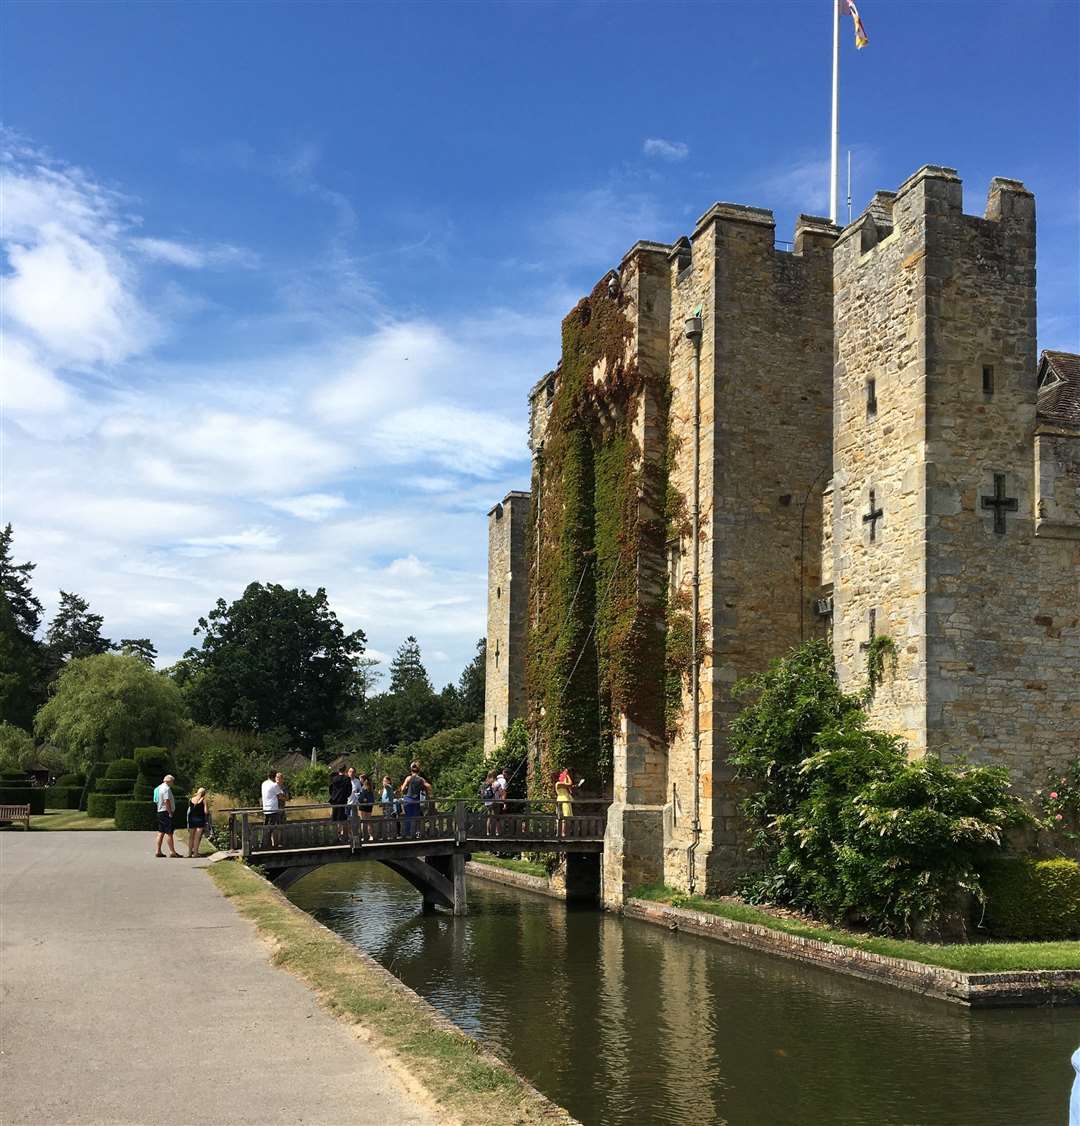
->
[484,164,1080,907]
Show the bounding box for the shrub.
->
[0,770,28,784]
[0,786,45,814]
[195,741,262,805]
[43,785,82,810]
[105,758,138,779]
[729,640,1029,936]
[114,800,159,831]
[96,778,136,795]
[57,773,85,787]
[289,764,329,798]
[87,792,118,819]
[134,746,172,776]
[982,857,1080,940]
[80,763,106,811]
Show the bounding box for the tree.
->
[456,637,486,723]
[118,638,157,666]
[180,582,366,748]
[0,524,44,636]
[0,526,48,729]
[46,591,112,663]
[34,653,188,768]
[0,721,36,772]
[389,636,432,693]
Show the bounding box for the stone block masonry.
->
[486,160,1079,905]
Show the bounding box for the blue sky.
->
[2,0,1077,687]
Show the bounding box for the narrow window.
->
[866,378,877,419]
[982,365,995,395]
[496,586,501,600]
[546,379,555,403]
[495,640,500,669]
[868,607,877,640]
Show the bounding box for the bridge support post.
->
[451,853,467,916]
[565,852,600,905]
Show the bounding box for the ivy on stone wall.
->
[528,268,671,792]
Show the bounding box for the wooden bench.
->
[0,803,31,830]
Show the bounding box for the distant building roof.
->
[1038,350,1080,431]
[327,754,351,772]
[272,752,311,773]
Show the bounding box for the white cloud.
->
[132,237,258,270]
[385,554,431,579]
[179,527,282,555]
[643,138,689,162]
[266,493,348,521]
[374,403,525,477]
[0,339,72,415]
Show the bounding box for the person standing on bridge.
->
[357,772,375,840]
[379,775,398,840]
[329,767,352,840]
[261,770,285,847]
[400,762,432,838]
[554,768,575,837]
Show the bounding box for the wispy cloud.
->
[132,237,258,270]
[643,138,689,162]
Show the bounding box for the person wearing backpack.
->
[480,772,496,835]
[400,762,432,838]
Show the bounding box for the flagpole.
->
[830,0,840,224]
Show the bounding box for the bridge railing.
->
[223,798,608,856]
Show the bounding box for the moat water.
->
[288,863,1079,1126]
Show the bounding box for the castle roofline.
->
[620,240,671,266]
[694,201,774,236]
[527,367,558,402]
[1038,350,1080,431]
[487,490,530,517]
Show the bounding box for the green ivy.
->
[864,634,898,698]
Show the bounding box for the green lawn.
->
[631,885,1080,973]
[471,852,550,879]
[29,809,115,831]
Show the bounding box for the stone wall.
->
[484,492,530,757]
[664,205,837,893]
[833,166,1079,790]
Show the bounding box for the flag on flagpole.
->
[841,0,869,49]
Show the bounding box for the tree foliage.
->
[34,653,188,768]
[46,590,113,663]
[0,526,48,729]
[729,640,1028,937]
[118,638,158,666]
[0,721,36,772]
[0,523,44,636]
[178,582,365,749]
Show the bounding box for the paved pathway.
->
[0,831,439,1125]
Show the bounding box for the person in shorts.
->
[154,774,180,858]
[261,770,285,845]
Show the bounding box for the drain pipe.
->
[684,309,703,895]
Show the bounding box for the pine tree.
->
[389,636,433,693]
[456,637,486,722]
[46,591,112,663]
[118,638,158,666]
[0,524,44,637]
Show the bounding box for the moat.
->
[289,864,1079,1126]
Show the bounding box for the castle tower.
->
[663,206,837,893]
[830,166,1079,786]
[484,491,530,757]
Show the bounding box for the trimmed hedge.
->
[105,758,138,780]
[115,800,159,831]
[57,773,85,788]
[0,786,45,814]
[81,764,106,811]
[0,771,28,785]
[43,785,82,810]
[95,778,136,796]
[87,792,118,819]
[982,857,1080,940]
[132,782,154,801]
[134,747,172,775]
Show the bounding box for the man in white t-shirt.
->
[261,770,285,846]
[154,774,180,858]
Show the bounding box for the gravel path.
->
[0,830,439,1125]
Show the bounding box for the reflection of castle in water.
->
[485,164,1080,903]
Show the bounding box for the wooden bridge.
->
[223,799,607,915]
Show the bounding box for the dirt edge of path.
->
[207,860,580,1126]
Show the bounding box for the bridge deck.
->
[229,799,607,868]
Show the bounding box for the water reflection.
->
[288,863,1079,1126]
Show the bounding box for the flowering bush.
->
[1035,758,1080,843]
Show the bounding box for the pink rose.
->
[1056,814,1064,821]
[1050,792,1059,800]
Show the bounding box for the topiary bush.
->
[80,763,106,811]
[43,785,82,809]
[0,770,28,785]
[87,792,118,819]
[57,773,85,788]
[134,746,172,776]
[105,758,138,780]
[95,778,136,796]
[114,800,159,831]
[981,857,1080,940]
[0,786,45,814]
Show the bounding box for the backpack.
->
[481,782,495,802]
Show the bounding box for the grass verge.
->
[29,810,115,831]
[208,860,574,1125]
[470,852,550,879]
[631,885,1080,973]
